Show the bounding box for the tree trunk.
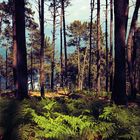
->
[0,16,2,35]
[97,0,101,95]
[60,7,64,88]
[40,0,45,97]
[15,0,28,99]
[127,0,140,99]
[105,0,109,92]
[51,0,56,91]
[30,47,34,91]
[6,45,8,89]
[77,38,80,90]
[12,0,17,94]
[80,45,88,90]
[61,0,67,86]
[112,0,129,105]
[0,76,1,92]
[109,0,113,92]
[88,0,94,89]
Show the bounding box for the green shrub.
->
[0,96,140,140]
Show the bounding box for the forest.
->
[0,0,140,139]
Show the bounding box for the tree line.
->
[0,0,140,105]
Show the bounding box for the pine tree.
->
[112,0,129,105]
[127,0,140,99]
[61,0,67,86]
[88,0,94,89]
[97,0,101,95]
[109,0,113,92]
[15,0,28,99]
[105,0,109,92]
[40,0,45,97]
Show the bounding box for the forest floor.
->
[0,90,140,140]
[1,89,140,107]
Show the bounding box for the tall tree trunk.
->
[88,0,94,89]
[51,0,56,91]
[12,0,17,94]
[105,0,109,92]
[127,0,140,99]
[60,7,64,88]
[0,16,2,35]
[40,0,45,97]
[61,0,67,86]
[125,0,129,37]
[112,0,129,105]
[0,76,1,92]
[97,0,101,95]
[77,37,80,90]
[80,45,88,90]
[15,0,28,99]
[5,45,8,89]
[30,47,34,91]
[0,16,2,92]
[109,0,113,92]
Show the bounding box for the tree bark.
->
[112,0,129,105]
[51,0,56,91]
[127,0,140,99]
[61,0,67,86]
[12,0,17,95]
[40,0,45,97]
[15,0,28,99]
[30,47,34,91]
[97,0,101,95]
[0,15,2,35]
[77,37,80,90]
[0,76,1,92]
[5,45,8,89]
[88,0,94,89]
[109,0,113,92]
[80,45,88,90]
[105,0,109,92]
[60,7,64,88]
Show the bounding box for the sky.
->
[38,0,140,54]
[31,0,140,40]
[0,0,140,56]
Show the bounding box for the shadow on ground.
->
[0,100,20,140]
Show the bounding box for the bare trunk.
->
[51,0,56,91]
[0,16,2,34]
[0,76,1,92]
[109,0,113,92]
[12,0,17,94]
[6,45,8,89]
[15,0,28,99]
[60,8,64,87]
[40,0,45,97]
[80,45,88,90]
[61,0,67,86]
[127,0,140,99]
[125,1,129,37]
[105,0,109,92]
[112,0,128,105]
[30,47,34,91]
[88,0,94,89]
[97,0,101,95]
[77,38,80,89]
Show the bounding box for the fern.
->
[30,108,95,139]
[1,97,140,140]
[98,105,140,140]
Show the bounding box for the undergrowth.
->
[0,94,140,140]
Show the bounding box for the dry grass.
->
[29,89,69,98]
